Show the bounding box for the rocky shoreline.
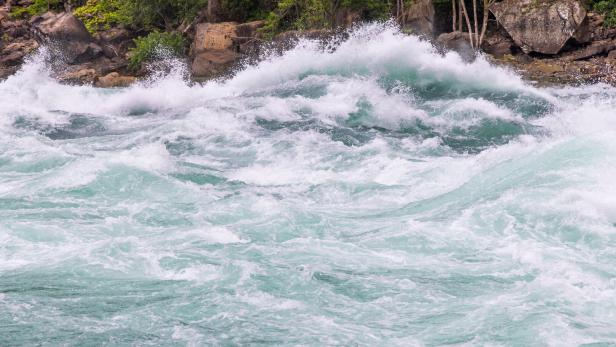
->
[2,0,616,87]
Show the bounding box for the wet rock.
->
[31,12,91,42]
[191,49,237,79]
[190,22,238,79]
[95,72,136,88]
[30,12,102,64]
[234,20,265,55]
[58,68,97,85]
[437,31,475,61]
[491,0,588,54]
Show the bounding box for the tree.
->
[450,0,496,49]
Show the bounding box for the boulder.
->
[491,0,589,54]
[95,72,136,88]
[192,22,237,53]
[191,50,237,79]
[58,68,97,85]
[437,31,475,61]
[30,12,102,64]
[31,12,92,42]
[403,0,435,37]
[481,34,513,57]
[190,22,240,79]
[234,20,265,55]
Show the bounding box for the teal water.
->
[2,24,616,346]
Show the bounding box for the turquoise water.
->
[2,24,616,346]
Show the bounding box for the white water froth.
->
[1,23,616,345]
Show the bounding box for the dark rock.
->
[31,12,91,42]
[0,50,25,65]
[437,31,475,61]
[30,12,101,64]
[565,39,616,60]
[2,19,30,38]
[481,31,514,57]
[491,0,588,54]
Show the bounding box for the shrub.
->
[592,0,616,27]
[261,0,390,37]
[74,0,131,33]
[123,0,207,31]
[10,0,64,18]
[128,31,185,70]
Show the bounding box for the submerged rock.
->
[491,0,589,54]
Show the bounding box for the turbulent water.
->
[2,23,616,346]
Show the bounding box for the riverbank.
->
[2,0,616,87]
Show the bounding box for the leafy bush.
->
[74,0,130,32]
[10,0,64,18]
[222,0,273,22]
[73,0,206,32]
[128,31,185,70]
[592,0,616,27]
[123,0,207,30]
[261,0,390,37]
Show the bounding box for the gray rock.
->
[30,12,101,64]
[403,0,434,37]
[491,0,588,54]
[437,31,475,61]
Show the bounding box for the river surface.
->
[1,24,616,346]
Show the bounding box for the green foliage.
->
[592,0,616,27]
[73,0,206,32]
[261,0,389,37]
[341,0,389,21]
[128,31,185,70]
[222,0,273,22]
[74,0,130,32]
[10,0,64,18]
[123,0,207,30]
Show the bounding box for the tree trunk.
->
[458,0,463,31]
[472,0,479,44]
[452,0,457,32]
[479,0,492,46]
[459,0,474,48]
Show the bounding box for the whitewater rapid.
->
[1,23,616,345]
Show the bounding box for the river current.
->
[1,24,616,346]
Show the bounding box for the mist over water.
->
[2,23,616,345]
